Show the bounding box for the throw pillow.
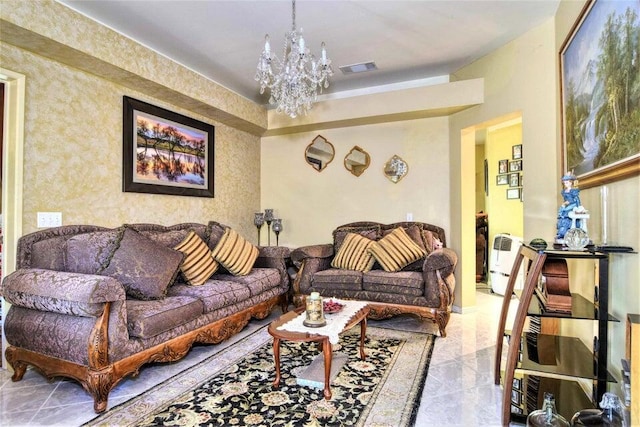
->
[369,227,427,272]
[174,231,219,286]
[211,228,259,276]
[99,228,184,300]
[382,225,428,272]
[331,232,375,272]
[64,229,122,274]
[422,230,437,254]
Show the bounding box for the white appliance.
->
[489,233,524,295]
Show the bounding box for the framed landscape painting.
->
[123,96,215,197]
[560,0,640,188]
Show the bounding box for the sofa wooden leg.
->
[435,310,450,337]
[6,347,27,381]
[86,368,117,413]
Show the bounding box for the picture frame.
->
[509,173,520,187]
[498,159,508,174]
[512,144,522,160]
[511,389,521,405]
[507,188,521,200]
[509,160,522,172]
[560,0,640,188]
[123,96,214,198]
[484,159,489,196]
[496,174,508,186]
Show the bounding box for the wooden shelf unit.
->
[494,244,621,426]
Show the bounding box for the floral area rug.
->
[86,326,435,427]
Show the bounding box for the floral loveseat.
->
[291,221,457,336]
[1,221,289,413]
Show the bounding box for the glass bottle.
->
[527,392,570,427]
[570,392,624,426]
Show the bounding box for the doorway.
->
[459,112,524,309]
[1,68,26,370]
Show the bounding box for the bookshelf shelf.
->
[493,244,625,426]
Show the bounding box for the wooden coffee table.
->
[267,304,370,400]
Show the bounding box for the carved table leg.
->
[359,316,367,360]
[272,337,281,388]
[322,338,332,400]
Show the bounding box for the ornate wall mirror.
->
[344,146,370,177]
[305,135,335,172]
[384,155,409,183]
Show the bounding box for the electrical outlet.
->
[37,212,62,228]
[406,212,413,221]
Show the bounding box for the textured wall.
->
[261,117,450,247]
[1,42,260,239]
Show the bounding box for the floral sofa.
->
[1,222,289,413]
[291,221,457,336]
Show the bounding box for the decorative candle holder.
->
[303,292,326,327]
[254,212,265,245]
[264,209,274,246]
[272,219,282,246]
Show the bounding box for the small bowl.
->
[323,301,345,314]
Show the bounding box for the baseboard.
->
[452,304,477,314]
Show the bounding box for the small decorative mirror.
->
[305,135,335,172]
[384,155,409,183]
[344,146,370,177]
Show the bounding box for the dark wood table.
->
[267,305,370,400]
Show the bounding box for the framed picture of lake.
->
[560,0,640,188]
[123,96,214,197]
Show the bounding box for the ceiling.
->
[58,0,560,105]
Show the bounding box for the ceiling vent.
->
[339,61,378,75]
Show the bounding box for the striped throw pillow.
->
[331,232,375,272]
[211,228,259,276]
[369,227,427,272]
[174,231,219,286]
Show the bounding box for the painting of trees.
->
[123,96,214,198]
[562,0,640,185]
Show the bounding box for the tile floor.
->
[0,290,519,426]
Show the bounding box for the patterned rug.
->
[86,325,435,426]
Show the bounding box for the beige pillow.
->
[369,227,427,272]
[174,231,219,286]
[331,232,375,272]
[211,228,259,276]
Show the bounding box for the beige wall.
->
[449,18,557,309]
[261,117,451,247]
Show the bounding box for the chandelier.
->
[255,0,333,118]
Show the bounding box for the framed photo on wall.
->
[560,0,640,188]
[507,188,521,200]
[512,144,522,160]
[498,159,508,174]
[509,160,522,172]
[497,174,508,185]
[509,173,520,187]
[123,96,215,198]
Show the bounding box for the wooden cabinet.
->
[494,245,622,426]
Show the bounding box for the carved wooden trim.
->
[88,301,110,369]
[5,293,286,413]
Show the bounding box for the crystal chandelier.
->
[255,0,333,118]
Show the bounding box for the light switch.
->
[37,212,62,228]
